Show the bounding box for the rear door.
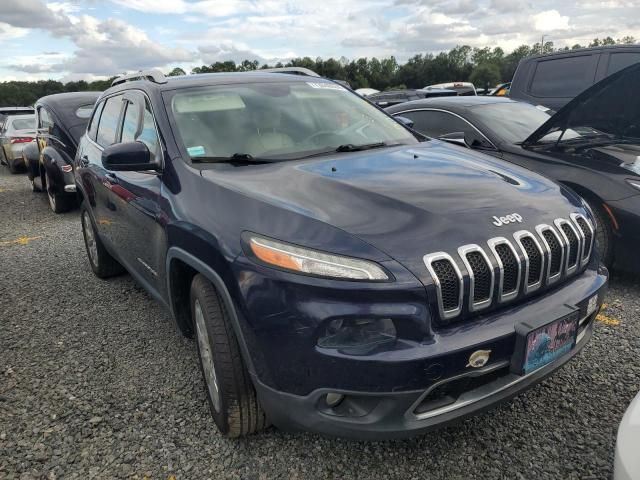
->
[78,94,125,249]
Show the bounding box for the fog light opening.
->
[325,393,344,408]
[317,318,397,355]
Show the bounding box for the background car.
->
[0,113,35,173]
[23,92,100,213]
[510,44,640,110]
[424,82,477,96]
[367,87,456,107]
[614,391,640,480]
[385,62,640,273]
[489,82,511,96]
[355,88,380,97]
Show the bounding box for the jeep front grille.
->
[423,216,594,322]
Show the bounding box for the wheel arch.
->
[560,181,616,231]
[165,246,257,376]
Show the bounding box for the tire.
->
[45,171,72,213]
[30,176,41,192]
[588,201,614,268]
[190,274,267,438]
[80,201,124,278]
[7,158,19,174]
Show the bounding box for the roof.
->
[36,91,101,111]
[105,71,334,96]
[523,43,640,61]
[385,96,516,113]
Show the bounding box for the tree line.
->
[0,36,635,107]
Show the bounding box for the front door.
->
[100,91,165,292]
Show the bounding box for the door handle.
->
[80,155,89,167]
[105,172,118,183]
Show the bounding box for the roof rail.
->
[258,67,321,77]
[111,69,168,87]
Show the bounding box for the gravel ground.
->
[0,166,639,480]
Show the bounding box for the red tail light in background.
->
[10,137,34,144]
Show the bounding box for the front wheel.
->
[190,274,267,438]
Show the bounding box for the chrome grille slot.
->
[458,244,494,312]
[425,214,590,322]
[555,218,580,275]
[536,224,564,283]
[487,238,520,303]
[571,213,594,267]
[424,253,463,321]
[513,231,544,294]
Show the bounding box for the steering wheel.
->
[301,131,339,146]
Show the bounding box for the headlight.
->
[247,235,389,281]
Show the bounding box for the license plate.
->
[522,315,578,374]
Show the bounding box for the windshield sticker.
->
[187,146,206,157]
[306,82,347,92]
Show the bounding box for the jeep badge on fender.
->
[492,213,523,226]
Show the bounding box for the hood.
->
[523,62,640,146]
[201,142,584,274]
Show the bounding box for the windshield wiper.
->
[298,142,404,159]
[191,153,272,164]
[335,142,388,152]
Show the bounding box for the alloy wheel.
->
[194,299,221,412]
[82,211,99,267]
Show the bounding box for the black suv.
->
[510,45,640,110]
[75,69,607,439]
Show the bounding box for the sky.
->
[0,0,638,82]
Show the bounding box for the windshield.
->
[10,116,35,131]
[167,81,417,161]
[471,103,552,144]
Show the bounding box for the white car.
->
[614,392,640,480]
[424,82,477,96]
[355,88,380,97]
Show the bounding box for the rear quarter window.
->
[87,101,105,141]
[529,55,596,98]
[96,96,123,147]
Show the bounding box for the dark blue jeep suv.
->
[74,69,608,440]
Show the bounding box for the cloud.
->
[533,9,570,32]
[197,43,267,64]
[0,0,71,35]
[0,0,195,76]
[341,37,385,48]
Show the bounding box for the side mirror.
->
[395,116,415,129]
[438,131,469,148]
[102,141,159,171]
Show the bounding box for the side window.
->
[400,110,490,148]
[120,96,160,161]
[96,96,123,147]
[87,101,105,141]
[529,55,595,98]
[121,101,142,143]
[38,107,54,133]
[607,52,640,75]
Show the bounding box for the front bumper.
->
[255,315,595,440]
[233,257,607,439]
